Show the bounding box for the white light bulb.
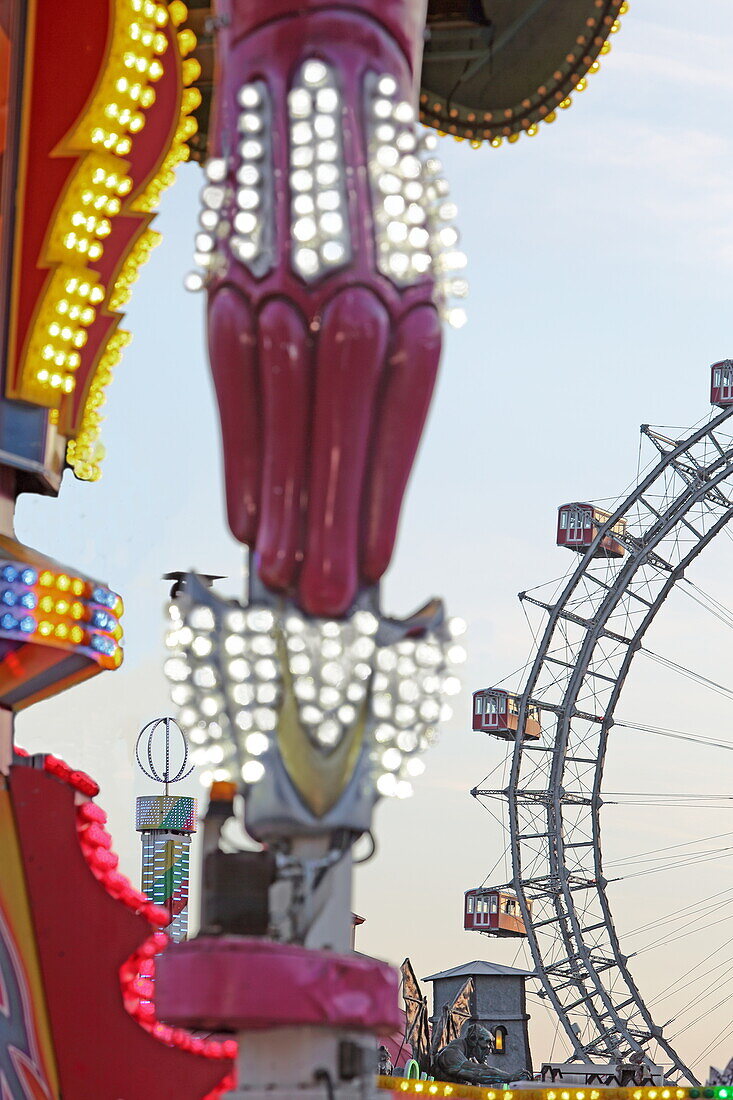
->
[377,772,398,797]
[184,271,204,292]
[400,155,421,179]
[395,704,416,726]
[291,169,314,192]
[412,252,431,274]
[376,648,397,672]
[374,723,395,743]
[164,657,190,683]
[247,608,275,632]
[409,227,429,249]
[241,760,265,784]
[200,209,219,230]
[387,220,408,244]
[237,188,260,210]
[233,238,257,261]
[293,146,314,169]
[228,657,250,681]
[293,193,315,216]
[225,634,246,657]
[240,140,263,159]
[377,145,399,169]
[376,124,396,143]
[354,611,378,635]
[234,211,257,234]
[237,164,260,186]
[254,658,278,681]
[257,683,278,704]
[438,201,458,221]
[316,719,340,746]
[316,87,338,113]
[239,112,262,133]
[254,707,277,731]
[235,710,254,731]
[314,114,336,139]
[295,248,319,275]
[293,216,317,243]
[378,173,401,196]
[373,693,392,718]
[384,194,405,217]
[303,60,328,86]
[316,144,340,172]
[291,653,312,675]
[316,162,339,186]
[294,677,316,701]
[316,190,340,212]
[395,780,413,799]
[195,232,215,253]
[288,88,312,118]
[206,157,227,182]
[338,704,356,726]
[446,308,468,329]
[320,686,341,709]
[322,240,345,264]
[292,121,313,145]
[192,635,213,657]
[245,732,269,756]
[419,699,441,722]
[396,131,416,152]
[233,683,255,706]
[397,730,419,752]
[193,666,217,689]
[301,704,322,725]
[238,85,261,109]
[388,252,409,277]
[377,75,397,97]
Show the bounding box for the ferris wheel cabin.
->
[464,888,531,937]
[556,503,626,559]
[711,360,733,407]
[472,688,541,741]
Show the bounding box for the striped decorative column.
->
[136,795,197,942]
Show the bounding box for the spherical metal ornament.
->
[135,716,194,787]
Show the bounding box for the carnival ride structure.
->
[471,368,733,1084]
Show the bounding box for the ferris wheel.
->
[470,360,733,1085]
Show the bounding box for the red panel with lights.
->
[6,755,234,1099]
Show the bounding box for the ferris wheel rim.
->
[496,402,733,1084]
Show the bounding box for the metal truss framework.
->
[473,404,733,1084]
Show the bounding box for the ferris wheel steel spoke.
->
[495,402,733,1083]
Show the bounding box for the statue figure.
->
[433,1023,515,1085]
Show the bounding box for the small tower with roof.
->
[424,960,534,1075]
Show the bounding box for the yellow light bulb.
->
[70,626,84,644]
[56,575,70,591]
[168,0,188,27]
[39,621,53,637]
[55,624,69,639]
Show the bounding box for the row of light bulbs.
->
[366,73,468,328]
[164,593,465,798]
